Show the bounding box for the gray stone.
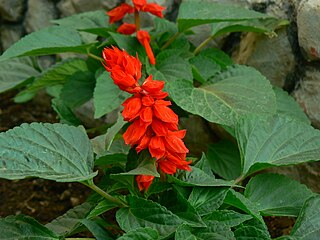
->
[0,24,23,50]
[234,29,295,87]
[57,0,102,17]
[0,0,24,22]
[101,0,119,10]
[57,0,77,17]
[297,0,320,61]
[293,68,320,129]
[24,0,58,33]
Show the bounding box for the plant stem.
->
[134,10,140,31]
[87,52,104,61]
[193,36,214,55]
[161,32,180,50]
[234,175,244,185]
[82,180,128,207]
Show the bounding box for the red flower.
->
[137,30,156,65]
[142,3,166,18]
[136,175,155,191]
[117,23,136,35]
[102,47,191,192]
[107,3,134,24]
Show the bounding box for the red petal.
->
[151,118,168,136]
[122,96,142,121]
[158,159,176,174]
[123,119,148,146]
[136,175,155,191]
[164,133,189,154]
[153,101,178,123]
[117,23,136,35]
[132,0,147,10]
[142,95,154,106]
[107,3,135,23]
[142,3,166,18]
[137,30,156,65]
[142,75,165,93]
[148,136,166,159]
[140,107,153,123]
[136,134,151,152]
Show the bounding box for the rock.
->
[293,68,320,129]
[0,24,23,50]
[101,0,119,10]
[0,0,24,22]
[234,29,295,87]
[57,0,102,17]
[24,0,58,33]
[297,0,320,61]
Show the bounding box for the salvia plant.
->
[1,0,320,239]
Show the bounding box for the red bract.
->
[102,47,191,191]
[137,30,156,65]
[107,3,134,24]
[117,23,136,35]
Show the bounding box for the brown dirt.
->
[265,216,296,238]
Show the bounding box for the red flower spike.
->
[136,175,154,191]
[153,100,178,123]
[142,75,165,93]
[140,107,153,123]
[137,30,156,65]
[123,119,148,146]
[142,95,154,106]
[122,96,142,121]
[149,136,166,159]
[151,118,168,136]
[117,23,136,35]
[107,3,134,24]
[143,3,166,18]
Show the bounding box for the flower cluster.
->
[106,0,165,65]
[102,47,191,191]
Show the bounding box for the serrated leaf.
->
[291,195,320,239]
[156,54,193,82]
[22,58,88,94]
[60,71,95,108]
[46,202,94,236]
[52,10,111,37]
[116,196,183,237]
[194,153,214,177]
[200,48,233,69]
[169,166,235,187]
[274,87,310,124]
[113,157,159,177]
[86,200,118,220]
[0,123,96,182]
[168,65,276,126]
[51,98,82,126]
[203,210,252,227]
[190,55,221,83]
[177,1,277,32]
[0,57,40,93]
[175,225,197,240]
[245,173,314,216]
[0,26,91,61]
[93,72,128,118]
[0,215,59,239]
[118,227,159,240]
[234,218,271,240]
[188,187,229,216]
[81,219,112,240]
[206,140,241,180]
[236,115,320,176]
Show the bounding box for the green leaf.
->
[118,227,159,240]
[22,58,88,94]
[0,215,59,239]
[203,210,252,227]
[116,196,183,237]
[291,195,320,239]
[236,115,320,176]
[274,87,310,124]
[52,10,111,37]
[0,123,96,182]
[188,187,229,216]
[60,71,95,108]
[206,140,241,180]
[190,55,221,83]
[0,57,40,93]
[245,173,314,216]
[46,202,94,236]
[114,157,159,177]
[177,1,277,32]
[93,72,128,118]
[87,199,118,219]
[156,54,193,82]
[81,219,113,240]
[159,190,206,227]
[169,166,235,187]
[200,48,233,69]
[194,153,214,177]
[234,218,271,240]
[0,26,91,61]
[175,225,197,240]
[168,65,276,126]
[51,98,82,126]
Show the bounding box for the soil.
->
[0,90,296,237]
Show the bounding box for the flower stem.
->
[134,10,140,31]
[193,36,214,55]
[82,180,128,207]
[87,52,104,61]
[161,32,180,50]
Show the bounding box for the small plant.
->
[1,0,320,239]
